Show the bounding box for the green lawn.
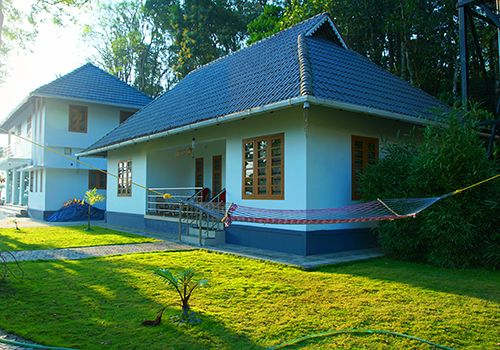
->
[0,251,498,349]
[0,226,157,251]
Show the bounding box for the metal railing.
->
[146,187,204,218]
[146,187,227,245]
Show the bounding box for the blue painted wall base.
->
[106,211,188,236]
[29,209,56,221]
[226,224,378,256]
[106,212,378,256]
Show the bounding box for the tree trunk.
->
[87,204,91,231]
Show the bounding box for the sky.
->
[0,2,96,145]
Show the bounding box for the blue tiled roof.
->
[32,63,152,108]
[87,13,447,152]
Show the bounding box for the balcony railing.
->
[0,143,31,159]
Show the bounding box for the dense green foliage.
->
[361,111,500,268]
[0,225,157,251]
[0,251,498,349]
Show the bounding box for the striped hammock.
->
[222,197,443,226]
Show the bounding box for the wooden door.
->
[212,155,222,195]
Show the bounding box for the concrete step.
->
[181,230,225,246]
[0,205,28,218]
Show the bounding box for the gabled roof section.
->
[1,63,152,131]
[32,63,152,109]
[83,13,448,154]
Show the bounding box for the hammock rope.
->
[222,174,499,226]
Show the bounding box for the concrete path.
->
[0,330,31,350]
[207,244,384,270]
[3,241,192,263]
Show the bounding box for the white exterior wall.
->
[105,105,425,233]
[147,140,226,190]
[305,106,419,230]
[106,107,308,220]
[43,99,127,170]
[107,145,148,215]
[43,168,106,211]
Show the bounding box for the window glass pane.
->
[272,186,281,195]
[242,134,283,199]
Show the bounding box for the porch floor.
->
[98,222,384,270]
[0,217,384,269]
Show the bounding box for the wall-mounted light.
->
[191,138,196,158]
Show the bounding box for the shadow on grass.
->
[0,225,154,252]
[0,255,264,350]
[317,257,500,303]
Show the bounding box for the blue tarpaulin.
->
[46,202,105,222]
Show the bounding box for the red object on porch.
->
[201,188,210,202]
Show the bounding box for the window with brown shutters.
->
[212,155,222,195]
[68,105,88,133]
[88,170,107,190]
[195,158,204,188]
[351,135,379,200]
[242,133,284,200]
[117,161,132,196]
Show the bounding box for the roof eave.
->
[78,95,442,157]
[77,96,310,157]
[32,93,149,110]
[307,96,445,127]
[0,95,33,131]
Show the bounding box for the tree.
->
[248,1,498,110]
[83,188,105,231]
[84,1,171,97]
[155,268,207,322]
[145,0,266,80]
[247,4,283,45]
[360,108,500,268]
[0,0,91,83]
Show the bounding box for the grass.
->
[0,226,157,251]
[0,250,498,349]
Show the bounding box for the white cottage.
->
[0,63,152,219]
[79,14,447,255]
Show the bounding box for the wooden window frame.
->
[68,105,88,133]
[88,170,107,190]
[242,133,284,200]
[351,135,379,200]
[212,155,222,195]
[195,158,204,188]
[117,161,132,197]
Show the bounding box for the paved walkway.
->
[3,241,192,263]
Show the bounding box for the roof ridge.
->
[87,63,153,100]
[31,62,92,95]
[31,62,152,100]
[297,34,313,96]
[183,12,329,79]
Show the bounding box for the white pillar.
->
[12,170,19,205]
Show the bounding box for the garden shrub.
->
[361,111,500,269]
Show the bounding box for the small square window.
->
[69,105,88,133]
